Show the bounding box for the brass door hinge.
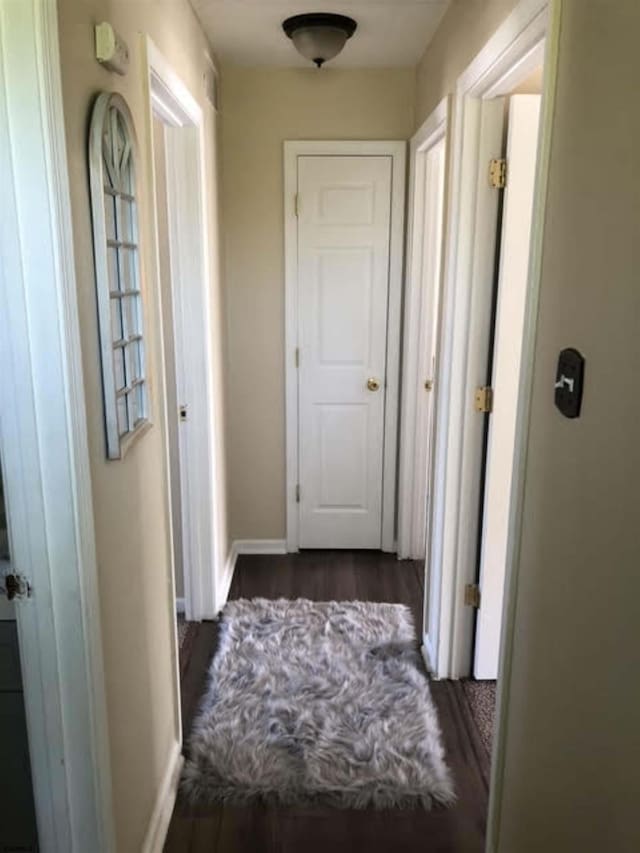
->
[295,484,301,503]
[294,193,300,217]
[464,584,481,608]
[474,386,493,413]
[489,158,507,189]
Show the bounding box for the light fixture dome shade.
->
[283,13,357,67]
[291,26,347,65]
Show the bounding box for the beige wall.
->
[56,1,228,849]
[221,67,415,538]
[496,1,640,849]
[415,0,519,126]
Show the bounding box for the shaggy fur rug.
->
[182,598,455,809]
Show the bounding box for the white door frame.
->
[284,141,406,553]
[143,38,220,621]
[397,98,449,560]
[424,0,550,679]
[0,1,114,849]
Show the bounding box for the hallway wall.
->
[221,68,415,539]
[495,1,640,849]
[415,0,640,849]
[56,0,228,849]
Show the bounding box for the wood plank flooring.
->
[167,552,489,853]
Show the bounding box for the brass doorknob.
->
[367,377,381,392]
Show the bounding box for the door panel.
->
[317,248,373,364]
[317,404,368,507]
[474,95,542,679]
[297,156,392,548]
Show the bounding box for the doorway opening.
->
[473,81,543,681]
[422,2,549,675]
[0,459,38,851]
[284,141,406,553]
[145,39,223,767]
[462,76,544,761]
[415,15,554,820]
[145,38,220,633]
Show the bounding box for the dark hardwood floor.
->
[166,552,489,853]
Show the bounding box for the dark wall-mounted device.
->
[554,348,585,418]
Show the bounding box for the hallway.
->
[166,553,490,852]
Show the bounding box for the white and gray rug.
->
[182,598,454,809]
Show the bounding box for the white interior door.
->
[474,95,542,679]
[424,98,506,673]
[412,139,446,559]
[297,155,393,548]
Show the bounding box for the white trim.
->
[283,140,406,553]
[215,541,238,613]
[487,3,561,849]
[421,639,437,676]
[178,539,283,619]
[202,540,288,617]
[411,97,449,153]
[214,540,287,615]
[0,1,114,849]
[143,37,220,628]
[234,539,288,555]
[457,0,547,96]
[141,741,184,853]
[397,98,448,559]
[427,0,549,680]
[177,543,238,618]
[147,44,200,128]
[177,539,295,623]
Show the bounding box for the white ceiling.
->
[191,0,451,68]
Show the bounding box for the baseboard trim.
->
[213,540,288,614]
[175,597,185,615]
[141,740,183,853]
[234,539,287,555]
[216,541,239,613]
[421,636,438,677]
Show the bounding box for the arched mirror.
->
[88,91,149,459]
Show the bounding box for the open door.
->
[423,97,506,672]
[474,95,542,679]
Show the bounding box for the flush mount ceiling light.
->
[282,13,358,68]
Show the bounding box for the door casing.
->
[284,141,406,553]
[0,1,115,847]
